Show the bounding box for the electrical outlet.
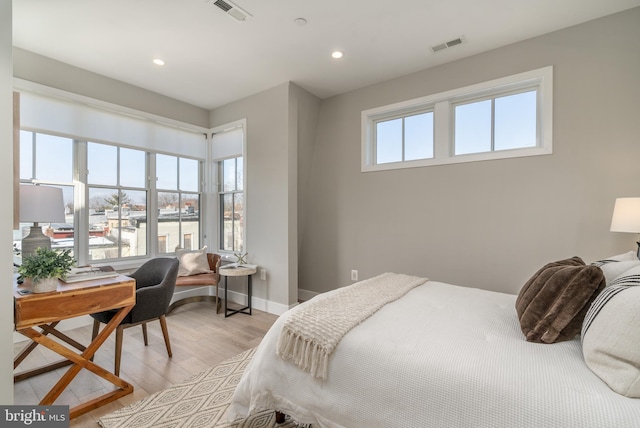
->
[260,268,267,280]
[351,270,358,281]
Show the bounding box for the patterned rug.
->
[99,348,297,428]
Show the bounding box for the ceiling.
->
[12,0,640,110]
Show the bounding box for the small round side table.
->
[218,264,257,317]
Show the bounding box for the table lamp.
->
[19,184,65,259]
[610,197,640,259]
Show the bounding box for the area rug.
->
[99,348,298,428]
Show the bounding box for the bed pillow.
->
[582,265,640,397]
[590,251,640,286]
[515,256,605,344]
[176,246,212,277]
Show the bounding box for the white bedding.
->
[229,280,640,427]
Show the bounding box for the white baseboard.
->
[298,288,319,302]
[223,288,294,315]
[170,285,217,303]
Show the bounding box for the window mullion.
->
[148,152,158,256]
[402,117,405,162]
[75,140,89,266]
[491,98,496,152]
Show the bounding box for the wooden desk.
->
[14,274,136,419]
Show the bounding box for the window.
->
[18,131,75,257]
[156,154,202,254]
[454,90,537,155]
[211,123,245,255]
[362,66,553,171]
[375,111,434,164]
[219,156,244,252]
[16,86,208,266]
[15,131,204,265]
[87,142,148,260]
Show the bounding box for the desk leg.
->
[18,304,134,419]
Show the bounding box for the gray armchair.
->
[91,257,179,376]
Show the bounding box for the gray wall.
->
[210,82,311,307]
[13,48,210,128]
[299,8,640,295]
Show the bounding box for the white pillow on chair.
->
[176,246,211,277]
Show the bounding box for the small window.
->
[375,111,434,164]
[219,156,244,253]
[454,90,537,155]
[362,66,552,171]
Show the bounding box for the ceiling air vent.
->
[431,36,465,53]
[210,0,252,22]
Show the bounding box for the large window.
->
[362,66,553,171]
[15,131,203,265]
[219,156,244,252]
[16,85,220,266]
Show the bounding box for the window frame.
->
[210,121,247,257]
[361,66,553,172]
[373,108,435,165]
[154,153,204,254]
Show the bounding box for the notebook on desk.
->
[62,266,118,283]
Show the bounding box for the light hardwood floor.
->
[13,302,279,427]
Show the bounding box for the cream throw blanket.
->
[276,272,428,379]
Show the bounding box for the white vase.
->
[31,277,60,294]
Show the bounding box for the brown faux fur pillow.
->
[515,256,605,344]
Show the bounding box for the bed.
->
[228,261,640,427]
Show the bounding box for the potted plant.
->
[17,247,75,293]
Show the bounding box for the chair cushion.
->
[175,272,218,286]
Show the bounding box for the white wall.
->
[0,0,15,404]
[299,8,640,295]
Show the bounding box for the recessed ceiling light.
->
[153,58,165,66]
[294,17,307,26]
[331,50,344,59]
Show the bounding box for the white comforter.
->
[229,281,640,427]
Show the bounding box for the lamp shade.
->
[19,185,65,224]
[610,197,640,233]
